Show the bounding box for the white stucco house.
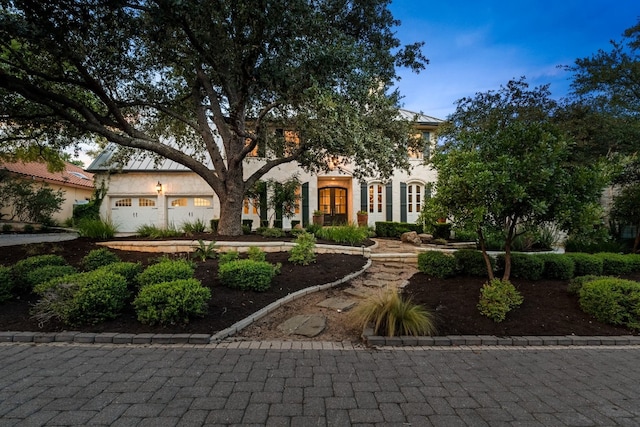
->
[86,109,442,233]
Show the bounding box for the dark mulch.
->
[0,237,367,335]
[404,272,640,337]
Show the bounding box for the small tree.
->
[245,176,301,227]
[432,78,606,281]
[0,173,64,224]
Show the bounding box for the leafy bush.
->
[454,249,494,277]
[247,246,266,262]
[351,289,436,336]
[182,218,207,235]
[133,278,211,326]
[627,254,640,272]
[305,223,322,236]
[76,218,118,239]
[579,278,640,330]
[452,228,477,242]
[81,248,121,271]
[315,224,369,245]
[25,265,77,290]
[23,224,35,233]
[288,231,317,265]
[192,239,216,261]
[136,259,195,288]
[564,253,603,277]
[0,266,13,303]
[12,254,68,292]
[595,253,635,275]
[417,251,457,279]
[375,221,422,238]
[218,251,239,265]
[567,275,613,295]
[537,253,575,280]
[31,270,129,326]
[496,253,544,280]
[218,259,280,291]
[432,223,452,240]
[2,224,12,233]
[95,262,143,285]
[477,279,523,322]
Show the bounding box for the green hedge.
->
[454,249,494,277]
[595,253,636,276]
[375,221,422,238]
[496,253,545,280]
[536,253,575,280]
[417,251,457,279]
[136,259,195,288]
[579,278,640,330]
[134,278,211,326]
[564,253,603,277]
[218,259,280,291]
[0,266,13,303]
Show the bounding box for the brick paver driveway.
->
[1,342,639,426]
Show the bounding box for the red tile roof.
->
[0,161,94,189]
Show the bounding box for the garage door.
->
[110,197,158,232]
[167,197,214,228]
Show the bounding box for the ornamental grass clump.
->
[315,224,369,245]
[288,231,317,265]
[477,279,523,322]
[133,278,211,326]
[351,289,436,337]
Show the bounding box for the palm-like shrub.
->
[352,289,436,336]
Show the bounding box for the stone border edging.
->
[362,328,640,347]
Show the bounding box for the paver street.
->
[1,342,639,426]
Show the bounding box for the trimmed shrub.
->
[31,270,129,326]
[595,253,635,275]
[12,255,68,292]
[537,253,575,280]
[564,253,603,277]
[95,262,143,285]
[351,289,436,336]
[25,265,77,289]
[133,278,211,326]
[218,251,240,265]
[417,251,457,279]
[568,275,614,295]
[136,259,195,288]
[454,249,494,277]
[259,227,285,238]
[477,279,523,322]
[496,253,544,280]
[0,266,13,303]
[81,248,121,271]
[579,278,640,330]
[218,259,280,291]
[627,254,640,272]
[288,231,317,265]
[247,246,266,262]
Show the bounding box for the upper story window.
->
[408,131,431,160]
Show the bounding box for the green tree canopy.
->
[0,0,427,235]
[432,78,606,280]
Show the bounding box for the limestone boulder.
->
[400,231,422,246]
[419,233,433,243]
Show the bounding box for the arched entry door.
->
[318,187,348,225]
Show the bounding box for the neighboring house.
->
[0,160,94,223]
[87,109,442,233]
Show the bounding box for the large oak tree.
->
[0,0,427,235]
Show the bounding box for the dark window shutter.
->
[360,182,368,213]
[302,182,309,227]
[422,132,431,158]
[385,181,393,221]
[400,182,407,223]
[260,187,268,227]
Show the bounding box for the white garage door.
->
[167,197,214,228]
[111,197,158,232]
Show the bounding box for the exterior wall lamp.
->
[156,181,162,193]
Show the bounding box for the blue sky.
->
[389,0,640,120]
